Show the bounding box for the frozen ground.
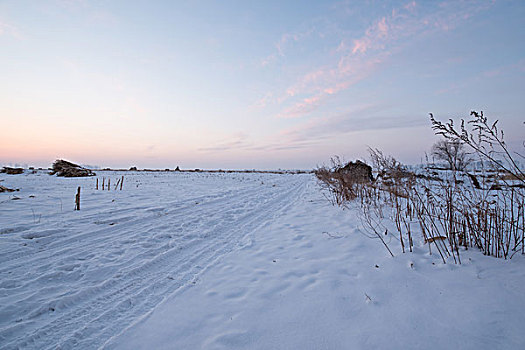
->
[1,171,524,349]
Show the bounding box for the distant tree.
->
[431,139,470,171]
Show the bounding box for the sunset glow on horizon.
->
[1,0,524,169]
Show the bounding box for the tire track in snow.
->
[0,183,269,328]
[0,181,279,326]
[0,183,263,271]
[0,175,307,350]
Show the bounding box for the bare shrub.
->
[368,148,405,177]
[427,111,525,259]
[430,111,525,185]
[316,111,524,263]
[431,139,471,171]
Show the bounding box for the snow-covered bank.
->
[1,171,524,349]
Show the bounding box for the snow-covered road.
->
[0,171,306,349]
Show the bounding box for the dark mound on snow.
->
[1,167,24,175]
[337,160,374,182]
[50,160,96,177]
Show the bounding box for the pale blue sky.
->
[1,0,524,169]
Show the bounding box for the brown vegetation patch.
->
[50,159,96,177]
[1,167,24,175]
[0,185,18,193]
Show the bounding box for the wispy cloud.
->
[244,104,427,153]
[275,51,387,119]
[0,20,23,39]
[350,15,390,55]
[260,27,316,67]
[280,106,426,145]
[277,2,421,118]
[276,32,301,56]
[277,95,324,119]
[258,0,496,119]
[260,54,277,67]
[199,132,251,152]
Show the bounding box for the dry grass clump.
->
[315,156,373,205]
[316,111,525,263]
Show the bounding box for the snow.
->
[1,170,524,349]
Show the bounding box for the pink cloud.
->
[257,0,496,120]
[274,5,413,118]
[377,17,389,37]
[277,52,387,119]
[351,15,390,55]
[285,69,328,97]
[260,54,277,67]
[404,1,417,11]
[352,38,370,54]
[277,95,324,119]
[285,87,297,97]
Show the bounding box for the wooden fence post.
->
[120,175,124,190]
[75,186,81,210]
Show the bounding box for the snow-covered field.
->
[1,171,524,349]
